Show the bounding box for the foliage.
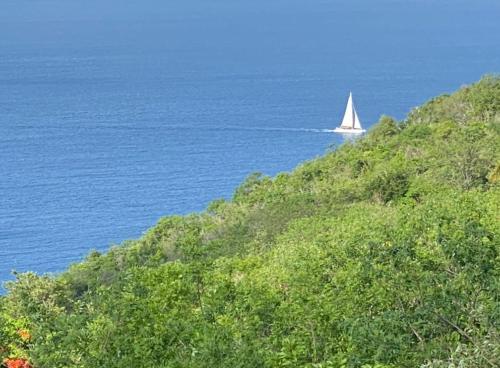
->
[1,76,499,368]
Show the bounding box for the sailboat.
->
[333,92,366,134]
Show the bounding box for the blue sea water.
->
[1,0,499,286]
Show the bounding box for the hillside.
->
[1,76,499,368]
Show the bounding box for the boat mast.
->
[351,92,355,128]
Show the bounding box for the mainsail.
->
[334,92,365,134]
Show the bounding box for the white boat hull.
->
[333,127,366,134]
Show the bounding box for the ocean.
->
[1,0,499,286]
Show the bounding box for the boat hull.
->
[333,127,366,134]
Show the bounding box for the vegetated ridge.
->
[1,76,499,368]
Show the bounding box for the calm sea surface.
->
[1,0,499,285]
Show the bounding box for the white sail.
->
[340,92,355,129]
[353,109,362,129]
[335,92,365,133]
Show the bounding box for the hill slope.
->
[1,76,499,368]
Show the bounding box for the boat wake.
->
[91,124,336,134]
[224,126,335,133]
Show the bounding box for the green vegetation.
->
[1,76,499,368]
